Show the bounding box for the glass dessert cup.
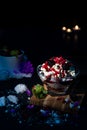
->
[37,65,80,95]
[43,81,70,95]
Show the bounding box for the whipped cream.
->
[38,56,76,82]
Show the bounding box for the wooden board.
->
[30,93,85,113]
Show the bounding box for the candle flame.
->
[62,26,67,31]
[66,28,72,33]
[73,25,81,31]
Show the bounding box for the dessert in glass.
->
[37,56,80,95]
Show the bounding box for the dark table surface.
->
[0,73,87,130]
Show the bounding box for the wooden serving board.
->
[30,93,85,114]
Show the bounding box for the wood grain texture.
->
[30,93,85,113]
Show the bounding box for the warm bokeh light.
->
[73,25,81,31]
[62,26,67,31]
[66,28,72,33]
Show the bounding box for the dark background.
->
[0,14,87,75]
